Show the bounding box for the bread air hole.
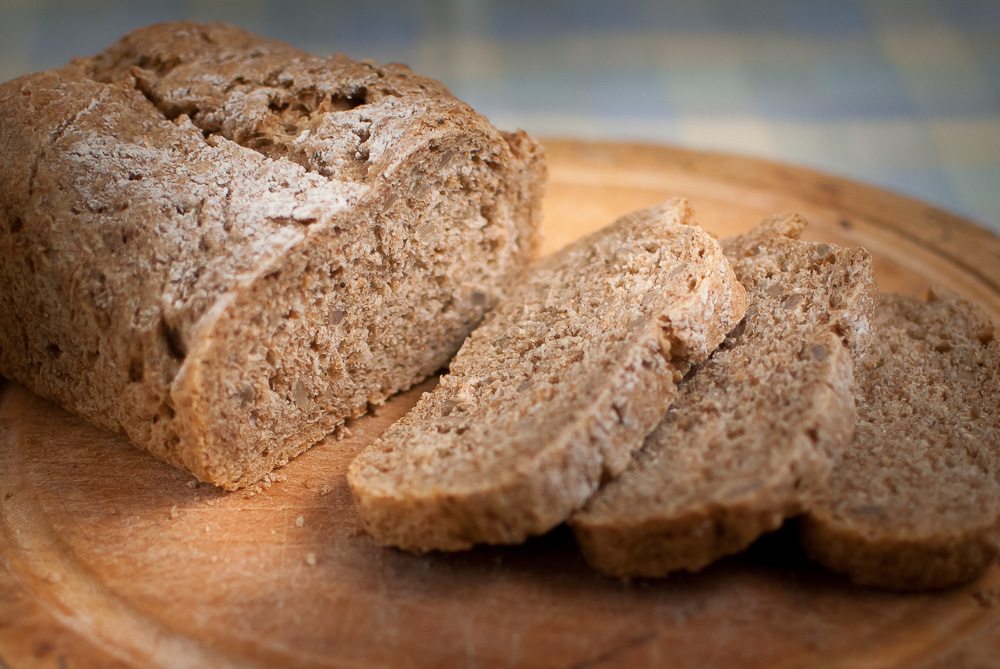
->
[151,402,175,425]
[160,318,187,361]
[128,356,144,382]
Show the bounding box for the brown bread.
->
[0,22,544,489]
[348,200,747,552]
[801,289,1000,590]
[571,216,876,577]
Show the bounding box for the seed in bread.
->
[801,288,1000,590]
[570,216,876,577]
[348,200,748,552]
[0,22,544,489]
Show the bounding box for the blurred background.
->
[1,0,998,232]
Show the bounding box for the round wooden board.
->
[1,140,998,669]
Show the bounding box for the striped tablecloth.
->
[2,0,997,233]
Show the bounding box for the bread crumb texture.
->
[348,200,747,552]
[571,215,877,578]
[0,22,545,489]
[802,288,1000,590]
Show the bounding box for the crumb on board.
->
[169,505,179,519]
[186,479,198,489]
[972,588,999,608]
[295,515,305,527]
[305,552,317,566]
[319,484,333,496]
[241,471,288,498]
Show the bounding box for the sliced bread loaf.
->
[348,200,748,551]
[571,216,876,577]
[0,22,543,489]
[801,288,1000,590]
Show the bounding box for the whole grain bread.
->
[348,200,747,551]
[801,288,1000,590]
[0,22,544,489]
[571,216,876,577]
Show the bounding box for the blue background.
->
[2,0,998,232]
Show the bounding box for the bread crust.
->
[801,516,1000,590]
[348,200,747,551]
[0,22,544,488]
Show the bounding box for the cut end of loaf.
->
[170,128,543,489]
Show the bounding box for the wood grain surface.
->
[2,139,998,669]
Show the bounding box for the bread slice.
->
[348,200,748,551]
[571,216,876,577]
[0,22,543,489]
[801,288,1000,590]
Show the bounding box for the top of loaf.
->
[0,21,531,369]
[76,21,480,182]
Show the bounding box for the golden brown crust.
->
[0,22,544,488]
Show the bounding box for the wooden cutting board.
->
[1,140,998,669]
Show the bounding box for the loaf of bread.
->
[571,217,876,577]
[0,22,544,489]
[348,200,747,552]
[801,288,1000,590]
